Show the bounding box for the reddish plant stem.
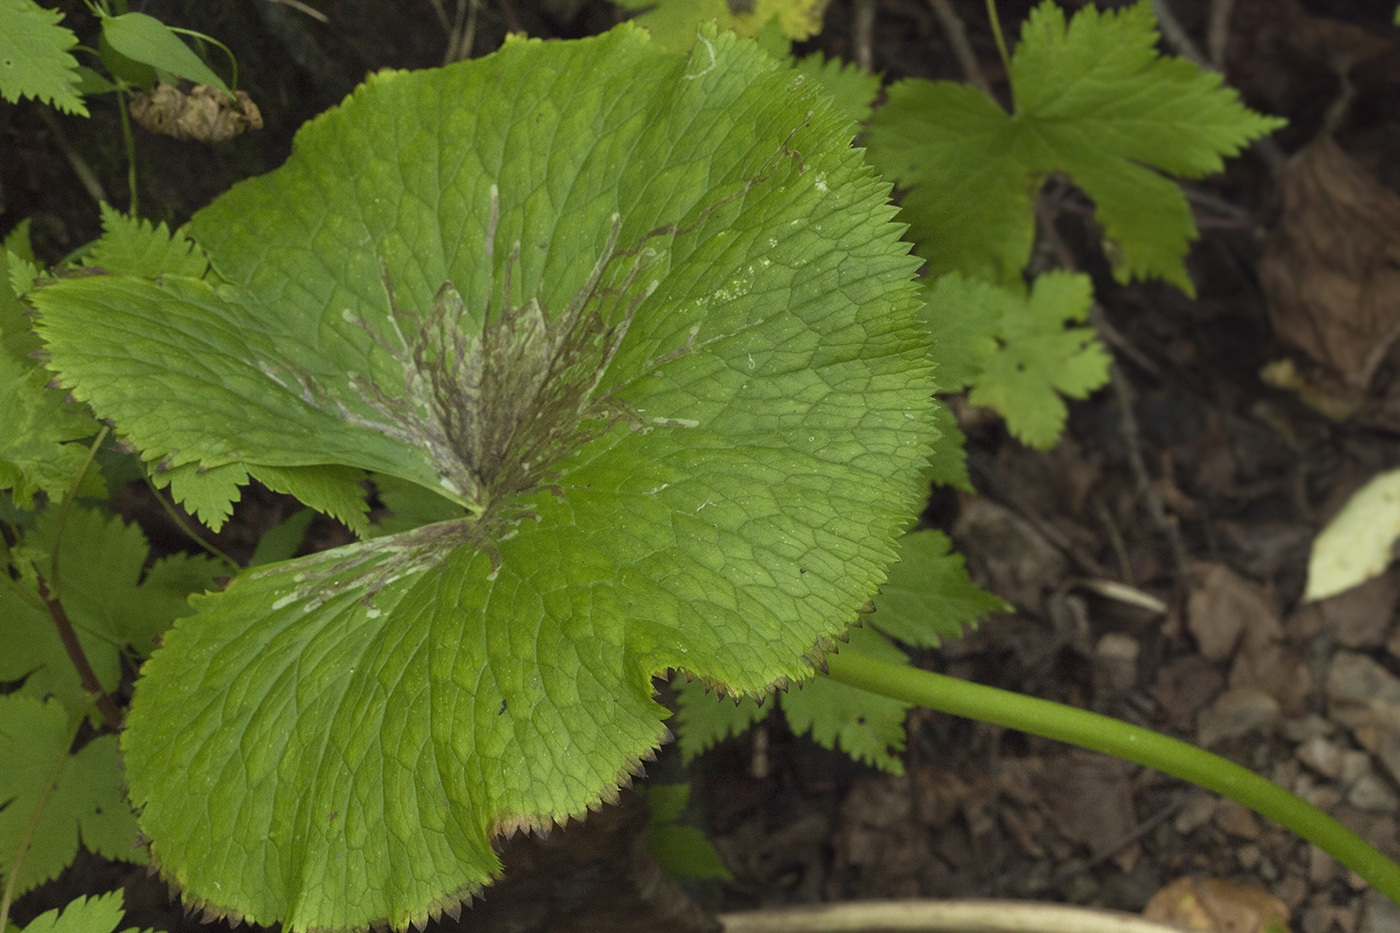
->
[37,576,124,732]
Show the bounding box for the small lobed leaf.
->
[149,461,247,532]
[968,270,1108,448]
[85,203,208,279]
[0,0,86,115]
[0,697,142,899]
[781,625,910,774]
[33,24,943,932]
[0,507,218,712]
[868,529,1009,648]
[866,0,1284,291]
[14,892,129,933]
[673,677,768,764]
[920,273,1003,391]
[922,271,1108,449]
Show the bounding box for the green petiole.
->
[825,648,1400,905]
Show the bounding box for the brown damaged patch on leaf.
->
[130,82,263,143]
[1260,135,1400,389]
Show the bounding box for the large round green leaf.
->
[36,24,933,932]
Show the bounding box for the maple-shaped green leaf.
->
[0,0,86,115]
[866,0,1284,291]
[34,25,933,931]
[0,507,219,711]
[0,697,143,898]
[782,625,911,773]
[923,270,1107,449]
[13,892,130,933]
[868,529,1008,647]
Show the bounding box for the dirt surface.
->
[7,2,1400,932]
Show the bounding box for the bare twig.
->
[37,577,124,732]
[1150,0,1284,170]
[424,0,452,32]
[1045,793,1187,890]
[1094,495,1134,585]
[721,898,1201,933]
[35,108,108,207]
[1207,0,1235,70]
[1108,362,1191,593]
[1089,304,1160,378]
[928,0,991,94]
[852,0,876,73]
[967,450,1110,578]
[1150,0,1208,68]
[265,0,329,24]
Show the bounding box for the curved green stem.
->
[825,649,1400,905]
[984,0,1012,98]
[48,425,109,597]
[167,27,239,93]
[117,88,138,214]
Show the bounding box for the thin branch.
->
[852,0,875,73]
[37,576,124,732]
[928,0,991,95]
[1150,0,1283,170]
[265,0,329,25]
[48,426,108,597]
[424,0,451,32]
[983,0,1012,94]
[721,897,1223,933]
[1207,0,1234,70]
[141,473,241,571]
[35,107,109,207]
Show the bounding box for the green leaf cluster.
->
[0,0,234,122]
[33,24,937,931]
[923,270,1109,448]
[865,0,1283,448]
[0,698,141,900]
[1,216,227,912]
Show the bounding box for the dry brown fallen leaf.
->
[129,82,263,143]
[1143,876,1291,932]
[1259,135,1400,391]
